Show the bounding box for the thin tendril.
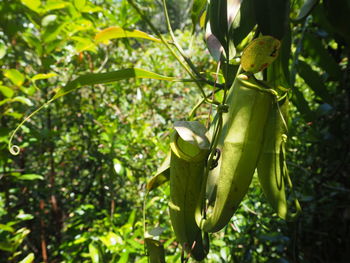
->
[8,99,53,155]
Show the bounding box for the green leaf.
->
[11,97,33,106]
[31,73,58,82]
[227,0,242,27]
[291,88,314,122]
[89,243,100,263]
[21,0,41,13]
[99,232,123,248]
[117,252,129,263]
[147,154,170,192]
[191,0,207,33]
[0,41,6,59]
[15,174,44,180]
[295,0,319,21]
[303,33,342,79]
[16,212,34,221]
[0,242,14,252]
[74,0,86,11]
[19,253,35,263]
[4,69,25,87]
[253,0,290,39]
[41,15,57,27]
[44,1,70,12]
[53,68,176,100]
[297,60,332,104]
[229,0,256,46]
[145,238,166,263]
[95,26,160,43]
[0,224,15,233]
[209,0,228,53]
[0,85,14,98]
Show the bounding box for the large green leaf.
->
[253,0,290,39]
[95,26,160,43]
[53,68,176,100]
[297,60,332,104]
[303,33,342,79]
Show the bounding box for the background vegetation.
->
[0,0,349,262]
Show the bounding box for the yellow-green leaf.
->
[19,253,34,263]
[31,73,58,82]
[74,0,86,10]
[53,68,176,100]
[0,85,14,98]
[21,0,41,13]
[4,69,25,87]
[95,26,160,44]
[241,36,281,73]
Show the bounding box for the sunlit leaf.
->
[0,224,15,233]
[44,1,70,12]
[19,253,34,263]
[11,97,33,106]
[229,0,256,46]
[89,243,100,263]
[4,69,25,87]
[53,68,177,100]
[21,0,41,13]
[0,41,6,59]
[95,26,160,43]
[117,252,129,263]
[191,0,207,33]
[41,14,57,27]
[31,73,58,82]
[74,0,86,11]
[0,85,14,98]
[14,174,44,180]
[16,212,34,221]
[147,154,170,192]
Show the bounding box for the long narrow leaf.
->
[303,33,341,79]
[95,26,160,43]
[297,60,332,104]
[53,68,176,99]
[253,0,290,39]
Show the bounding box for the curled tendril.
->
[9,145,20,155]
[8,100,52,156]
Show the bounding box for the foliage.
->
[0,0,349,262]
